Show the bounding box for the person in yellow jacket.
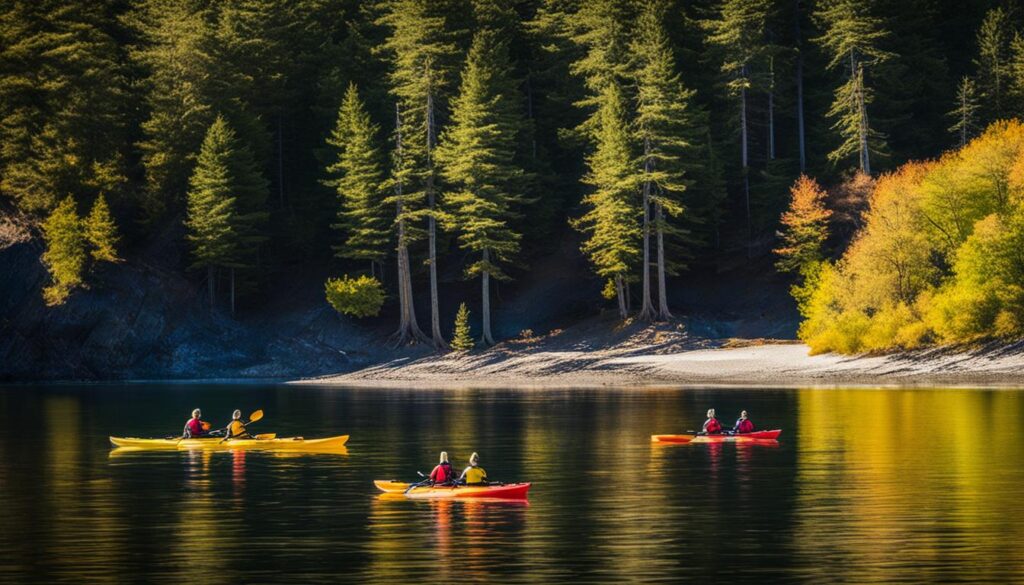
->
[459,452,487,485]
[225,409,251,438]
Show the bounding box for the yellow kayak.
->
[109,435,349,451]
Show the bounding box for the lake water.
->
[1,384,1023,583]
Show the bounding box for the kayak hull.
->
[651,429,782,444]
[109,435,349,451]
[373,480,530,500]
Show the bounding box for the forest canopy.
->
[2,0,1023,350]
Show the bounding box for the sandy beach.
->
[295,323,1024,388]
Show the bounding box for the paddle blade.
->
[201,422,211,431]
[249,409,264,423]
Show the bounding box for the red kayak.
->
[374,480,531,500]
[651,429,782,444]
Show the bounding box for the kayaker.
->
[182,408,207,438]
[459,452,488,485]
[702,408,722,435]
[225,409,251,438]
[733,410,755,434]
[429,451,454,485]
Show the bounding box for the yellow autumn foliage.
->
[799,120,1024,353]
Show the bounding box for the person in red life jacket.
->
[182,408,208,438]
[429,451,454,485]
[733,410,755,434]
[702,408,722,435]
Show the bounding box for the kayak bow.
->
[109,434,349,451]
[651,429,782,444]
[373,480,531,499]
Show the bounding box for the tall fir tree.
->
[41,196,87,306]
[572,83,640,319]
[630,1,699,322]
[377,0,464,350]
[975,7,1015,123]
[949,77,982,149]
[815,0,892,175]
[438,29,527,345]
[186,116,268,315]
[385,105,430,345]
[84,194,120,263]
[325,84,390,277]
[0,0,130,212]
[704,0,774,253]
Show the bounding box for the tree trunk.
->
[615,274,627,319]
[208,265,215,310]
[740,67,751,257]
[277,116,285,206]
[767,56,776,161]
[481,249,494,345]
[230,267,235,317]
[425,86,447,350]
[655,202,672,321]
[794,0,806,172]
[390,104,427,346]
[851,52,871,175]
[639,139,655,321]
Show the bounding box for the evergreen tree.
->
[438,30,526,345]
[572,83,640,319]
[378,0,463,350]
[41,197,86,306]
[451,302,475,351]
[186,116,268,314]
[975,7,1014,122]
[385,105,430,346]
[815,0,892,175]
[325,84,390,276]
[84,194,120,263]
[0,1,129,212]
[705,0,774,251]
[630,1,698,321]
[949,77,982,149]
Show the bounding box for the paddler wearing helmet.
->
[182,408,209,438]
[702,408,722,435]
[459,452,488,485]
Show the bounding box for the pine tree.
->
[572,83,640,319]
[949,77,981,148]
[705,0,774,251]
[438,29,526,345]
[451,302,475,351]
[975,7,1014,122]
[631,1,698,321]
[41,197,86,306]
[385,104,430,346]
[186,116,267,314]
[815,0,893,175]
[325,84,390,276]
[84,194,120,263]
[0,1,129,212]
[378,0,463,350]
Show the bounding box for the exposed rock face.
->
[0,218,374,381]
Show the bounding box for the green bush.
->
[325,274,384,318]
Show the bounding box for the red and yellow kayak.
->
[651,429,782,444]
[374,480,531,500]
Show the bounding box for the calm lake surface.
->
[1,384,1023,583]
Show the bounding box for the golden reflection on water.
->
[794,389,1024,580]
